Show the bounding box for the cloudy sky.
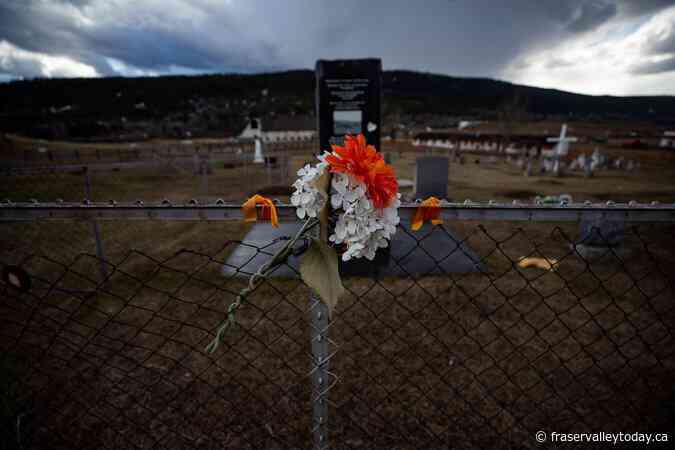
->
[1,0,675,96]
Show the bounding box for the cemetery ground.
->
[2,140,675,204]
[3,217,674,448]
[1,139,674,447]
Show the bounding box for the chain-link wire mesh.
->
[329,220,675,449]
[1,219,315,449]
[1,211,674,449]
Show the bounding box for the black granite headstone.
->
[315,58,388,274]
[316,59,381,152]
[415,156,449,199]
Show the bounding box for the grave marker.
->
[222,219,484,278]
[227,58,482,286]
[571,153,586,172]
[524,156,533,177]
[415,156,449,199]
[575,219,625,259]
[316,58,381,152]
[584,158,594,177]
[547,124,577,177]
[253,137,264,163]
[590,148,605,171]
[542,158,553,173]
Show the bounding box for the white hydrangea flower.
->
[290,162,328,219]
[328,173,400,261]
[291,151,400,261]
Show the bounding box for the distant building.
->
[239,115,315,142]
[458,120,482,130]
[659,131,675,149]
[49,105,72,114]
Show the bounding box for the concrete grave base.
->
[571,244,626,261]
[223,218,485,279]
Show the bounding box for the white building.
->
[239,115,316,142]
[659,131,675,149]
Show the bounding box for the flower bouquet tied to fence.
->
[208,134,401,351]
[292,133,401,261]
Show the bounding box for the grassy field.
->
[1,136,674,448]
[2,139,674,204]
[388,147,675,204]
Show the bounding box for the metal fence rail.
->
[2,201,675,222]
[1,203,674,449]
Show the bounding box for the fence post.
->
[83,166,109,283]
[244,145,250,195]
[201,154,209,202]
[266,157,272,186]
[308,205,332,449]
[310,288,331,448]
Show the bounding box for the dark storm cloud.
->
[621,0,675,16]
[0,0,116,75]
[631,56,675,74]
[0,0,286,77]
[565,1,617,32]
[0,0,674,80]
[640,23,675,56]
[625,1,675,75]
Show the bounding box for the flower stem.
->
[206,217,319,353]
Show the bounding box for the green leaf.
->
[300,238,344,316]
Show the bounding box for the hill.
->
[1,70,674,140]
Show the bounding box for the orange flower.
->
[325,134,398,209]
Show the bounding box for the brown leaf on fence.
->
[300,238,344,315]
[517,256,559,271]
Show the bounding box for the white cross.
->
[546,124,578,158]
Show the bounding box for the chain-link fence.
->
[1,203,674,449]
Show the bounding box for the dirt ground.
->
[1,215,674,449]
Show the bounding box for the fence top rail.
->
[1,201,674,222]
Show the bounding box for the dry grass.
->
[2,142,674,205]
[2,133,237,154]
[385,146,675,203]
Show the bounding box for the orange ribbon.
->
[411,197,443,231]
[242,195,279,228]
